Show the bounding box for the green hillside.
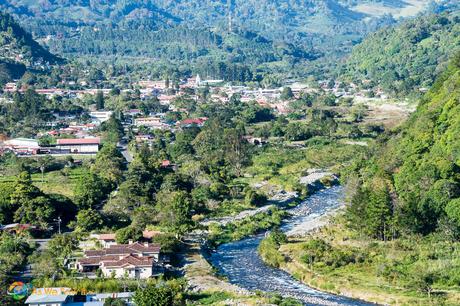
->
[340,12,460,97]
[0,0,429,71]
[0,12,60,85]
[0,12,59,66]
[347,52,460,239]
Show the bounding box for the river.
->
[209,186,374,306]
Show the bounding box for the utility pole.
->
[54,216,62,234]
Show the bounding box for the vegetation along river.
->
[209,186,375,306]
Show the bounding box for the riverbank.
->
[203,170,338,247]
[181,241,304,305]
[208,186,375,306]
[262,220,460,306]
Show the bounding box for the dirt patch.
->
[362,102,413,129]
[182,242,250,295]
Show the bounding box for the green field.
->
[0,167,89,199]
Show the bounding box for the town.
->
[0,74,396,157]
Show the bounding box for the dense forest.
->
[346,52,460,241]
[0,0,430,78]
[340,12,460,97]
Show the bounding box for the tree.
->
[47,234,79,259]
[445,198,460,227]
[115,226,143,244]
[10,172,54,227]
[101,115,124,144]
[223,128,250,177]
[74,209,104,232]
[14,195,54,228]
[280,87,294,100]
[36,156,54,183]
[92,144,125,185]
[104,297,127,306]
[409,269,438,299]
[0,182,15,224]
[157,191,193,236]
[95,91,105,110]
[245,189,267,207]
[74,172,109,209]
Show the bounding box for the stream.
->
[209,186,374,305]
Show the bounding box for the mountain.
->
[339,11,460,97]
[0,0,436,65]
[346,52,460,238]
[0,12,60,85]
[0,12,59,65]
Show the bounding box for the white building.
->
[90,111,113,123]
[76,242,162,279]
[56,138,100,154]
[134,117,169,129]
[2,138,40,154]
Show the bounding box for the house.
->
[160,160,176,171]
[177,117,208,128]
[135,134,154,142]
[3,82,17,92]
[243,136,267,146]
[89,111,113,123]
[125,109,142,117]
[138,80,167,90]
[2,138,40,155]
[76,242,162,279]
[90,233,117,248]
[134,117,169,129]
[0,223,37,234]
[56,138,100,154]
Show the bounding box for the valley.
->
[0,1,459,306]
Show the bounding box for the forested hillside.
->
[0,12,58,65]
[340,12,460,97]
[48,26,311,81]
[0,12,59,85]
[347,52,460,239]
[0,0,437,77]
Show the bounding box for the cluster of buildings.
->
[0,137,101,155]
[1,75,389,158]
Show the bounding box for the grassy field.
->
[0,167,89,199]
[272,220,460,306]
[242,141,367,192]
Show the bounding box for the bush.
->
[244,188,267,207]
[152,233,181,253]
[133,279,185,306]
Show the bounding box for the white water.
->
[209,186,375,306]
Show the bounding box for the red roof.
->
[57,138,100,145]
[84,242,160,257]
[103,255,154,268]
[179,117,208,126]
